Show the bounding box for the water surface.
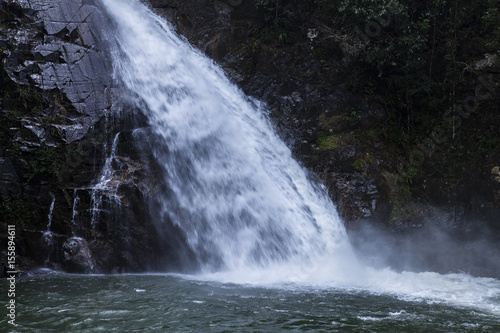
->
[2,273,499,332]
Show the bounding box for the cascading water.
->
[42,192,56,263]
[99,0,500,314]
[90,131,121,226]
[70,189,80,233]
[100,0,355,274]
[42,192,56,245]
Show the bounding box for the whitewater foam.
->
[194,266,500,315]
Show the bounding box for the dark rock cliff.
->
[0,0,191,274]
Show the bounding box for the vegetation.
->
[251,0,500,206]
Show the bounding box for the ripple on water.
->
[2,274,500,332]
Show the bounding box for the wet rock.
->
[2,0,113,144]
[324,172,389,227]
[474,53,500,73]
[62,237,94,273]
[0,0,134,274]
[308,145,390,226]
[88,240,118,273]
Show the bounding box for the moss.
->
[319,113,348,129]
[352,157,366,172]
[1,84,44,114]
[382,171,415,221]
[317,133,354,150]
[390,201,417,222]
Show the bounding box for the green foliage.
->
[318,131,356,150]
[278,31,290,45]
[318,134,342,150]
[2,84,44,113]
[383,171,415,221]
[334,0,405,24]
[255,0,287,27]
[248,0,500,210]
[390,200,416,222]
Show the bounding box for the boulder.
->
[62,237,94,273]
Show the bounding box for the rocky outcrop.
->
[62,237,94,273]
[0,0,189,275]
[2,0,113,143]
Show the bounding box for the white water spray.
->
[99,0,500,314]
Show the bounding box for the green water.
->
[1,273,499,332]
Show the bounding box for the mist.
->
[348,217,500,278]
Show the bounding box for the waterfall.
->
[93,0,500,314]
[99,0,357,274]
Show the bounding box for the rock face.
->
[62,237,94,273]
[2,0,112,143]
[0,0,192,274]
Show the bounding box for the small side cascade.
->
[70,189,80,234]
[42,192,56,246]
[90,132,122,228]
[43,192,56,264]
